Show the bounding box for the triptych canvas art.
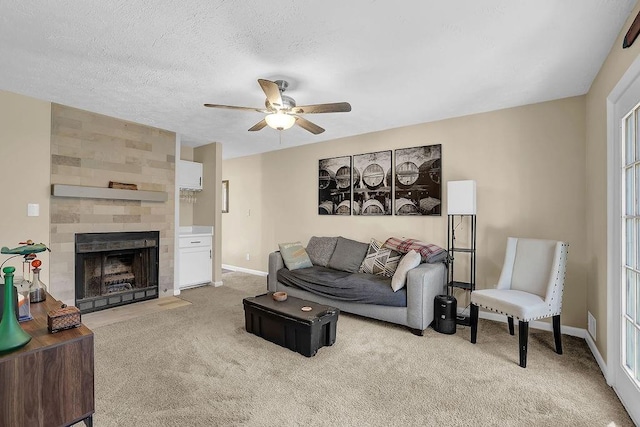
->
[318,144,441,216]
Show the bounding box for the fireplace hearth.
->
[75,231,159,313]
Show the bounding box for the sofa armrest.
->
[405,262,447,330]
[268,251,285,291]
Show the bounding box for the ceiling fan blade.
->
[258,79,284,109]
[295,116,325,134]
[248,119,267,132]
[204,103,267,113]
[291,102,352,114]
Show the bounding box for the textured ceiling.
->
[0,1,636,159]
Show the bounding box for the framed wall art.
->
[394,144,441,216]
[353,150,392,215]
[318,156,353,215]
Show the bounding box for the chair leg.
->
[508,316,514,335]
[553,315,563,355]
[470,304,479,344]
[519,321,529,368]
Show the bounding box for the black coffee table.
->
[243,293,339,357]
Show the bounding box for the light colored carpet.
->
[91,272,633,426]
[82,296,191,329]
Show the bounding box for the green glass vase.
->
[0,266,31,352]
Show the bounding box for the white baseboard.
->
[479,311,585,338]
[585,332,609,383]
[213,280,223,287]
[222,264,268,277]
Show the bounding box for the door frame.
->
[607,53,640,426]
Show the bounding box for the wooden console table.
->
[0,292,94,427]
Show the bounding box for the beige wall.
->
[585,2,640,361]
[0,90,51,284]
[222,96,588,328]
[179,145,195,226]
[194,142,223,283]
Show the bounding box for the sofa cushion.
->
[305,236,338,267]
[391,250,422,292]
[383,237,447,263]
[327,236,369,273]
[359,238,402,277]
[278,242,313,271]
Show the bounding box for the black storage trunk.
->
[434,294,457,334]
[243,293,339,357]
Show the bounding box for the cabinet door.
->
[179,247,212,287]
[178,160,203,190]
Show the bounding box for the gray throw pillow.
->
[327,236,369,273]
[278,242,313,271]
[306,236,338,267]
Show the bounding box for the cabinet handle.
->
[191,241,201,244]
[199,177,201,186]
[209,250,212,259]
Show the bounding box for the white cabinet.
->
[178,160,203,190]
[178,235,212,288]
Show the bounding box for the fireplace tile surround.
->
[49,104,175,306]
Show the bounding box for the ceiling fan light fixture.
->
[265,112,296,130]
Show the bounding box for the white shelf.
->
[51,184,167,202]
[178,225,213,237]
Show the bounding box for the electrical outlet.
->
[246,252,250,261]
[588,311,597,341]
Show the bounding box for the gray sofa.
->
[267,250,447,335]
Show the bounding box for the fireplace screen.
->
[75,231,159,313]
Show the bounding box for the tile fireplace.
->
[75,231,159,313]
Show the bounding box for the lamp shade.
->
[447,180,476,214]
[265,113,296,130]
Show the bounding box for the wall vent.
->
[588,311,597,341]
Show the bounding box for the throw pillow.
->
[278,242,313,271]
[327,236,369,273]
[383,237,447,263]
[390,250,421,292]
[305,236,338,267]
[359,238,402,277]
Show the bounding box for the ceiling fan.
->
[204,79,351,134]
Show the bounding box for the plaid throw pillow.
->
[359,239,402,277]
[383,237,446,263]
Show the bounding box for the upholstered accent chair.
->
[470,237,569,368]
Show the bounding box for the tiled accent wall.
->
[50,104,176,304]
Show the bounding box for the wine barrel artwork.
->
[335,166,352,189]
[395,198,419,215]
[394,144,442,216]
[419,197,441,214]
[318,201,335,214]
[395,161,419,188]
[352,150,392,216]
[417,158,441,186]
[352,167,361,188]
[319,168,336,190]
[319,155,352,215]
[362,199,385,215]
[336,200,360,215]
[362,163,385,189]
